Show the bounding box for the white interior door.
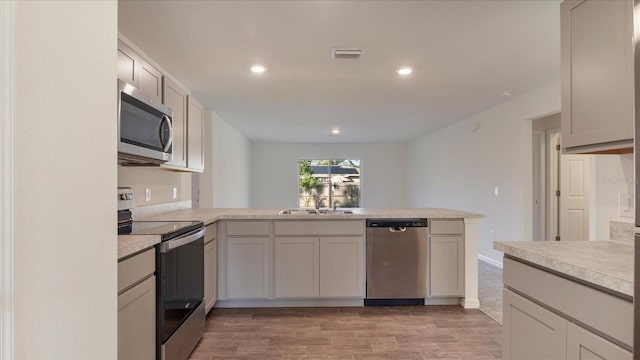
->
[560,144,590,241]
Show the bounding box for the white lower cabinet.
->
[275,237,319,298]
[118,276,155,360]
[227,237,270,299]
[117,248,155,360]
[429,235,464,296]
[204,238,217,312]
[567,322,631,360]
[273,236,364,298]
[503,289,566,360]
[503,258,633,360]
[319,236,364,297]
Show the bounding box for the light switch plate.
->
[172,187,177,200]
[619,192,633,218]
[145,188,151,202]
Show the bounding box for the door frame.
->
[532,130,546,240]
[547,129,561,241]
[0,0,15,357]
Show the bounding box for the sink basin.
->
[278,209,319,215]
[317,209,354,215]
[278,209,355,215]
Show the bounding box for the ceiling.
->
[119,0,561,143]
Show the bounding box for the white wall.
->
[251,143,407,208]
[12,1,117,358]
[590,154,634,240]
[200,111,251,208]
[407,79,561,265]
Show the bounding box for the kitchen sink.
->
[278,209,355,215]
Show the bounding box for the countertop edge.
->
[493,241,632,297]
[118,234,161,260]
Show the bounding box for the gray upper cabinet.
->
[561,0,634,154]
[162,78,188,169]
[117,40,139,88]
[117,40,163,104]
[138,60,163,104]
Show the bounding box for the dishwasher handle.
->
[389,227,407,232]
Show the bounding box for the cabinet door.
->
[187,95,205,172]
[162,78,188,168]
[118,276,155,360]
[429,235,464,297]
[503,289,567,360]
[319,236,364,297]
[561,0,634,151]
[117,40,139,88]
[204,239,217,313]
[138,60,163,104]
[567,322,631,360]
[274,237,319,298]
[227,237,270,299]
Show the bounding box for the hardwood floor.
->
[189,306,502,360]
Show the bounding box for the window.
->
[298,159,361,208]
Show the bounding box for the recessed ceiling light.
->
[250,65,267,73]
[330,129,340,136]
[499,90,512,97]
[396,67,413,75]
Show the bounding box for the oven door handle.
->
[159,228,205,253]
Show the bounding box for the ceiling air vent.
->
[331,48,364,59]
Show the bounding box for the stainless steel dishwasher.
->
[365,218,428,305]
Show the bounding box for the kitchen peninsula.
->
[118,207,483,309]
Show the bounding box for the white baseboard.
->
[478,254,503,269]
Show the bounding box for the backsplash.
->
[118,166,192,207]
[609,220,638,245]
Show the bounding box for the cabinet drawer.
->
[275,221,364,236]
[504,257,633,347]
[567,322,631,360]
[205,222,217,244]
[118,248,155,294]
[226,221,270,236]
[429,219,464,235]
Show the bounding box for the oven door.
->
[157,228,204,344]
[118,81,173,163]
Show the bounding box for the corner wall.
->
[13,1,117,358]
[407,79,561,265]
[250,142,407,209]
[199,111,251,208]
[590,154,634,240]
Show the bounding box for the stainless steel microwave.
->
[118,80,173,164]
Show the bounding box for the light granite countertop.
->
[118,207,483,260]
[138,207,484,224]
[118,234,160,260]
[494,240,633,297]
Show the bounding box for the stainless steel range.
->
[118,187,205,360]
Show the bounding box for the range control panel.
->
[117,187,135,211]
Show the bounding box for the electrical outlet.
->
[172,187,178,200]
[145,188,151,202]
[619,192,633,218]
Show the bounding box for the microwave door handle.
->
[160,114,173,152]
[159,228,205,253]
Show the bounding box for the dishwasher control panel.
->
[366,219,428,228]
